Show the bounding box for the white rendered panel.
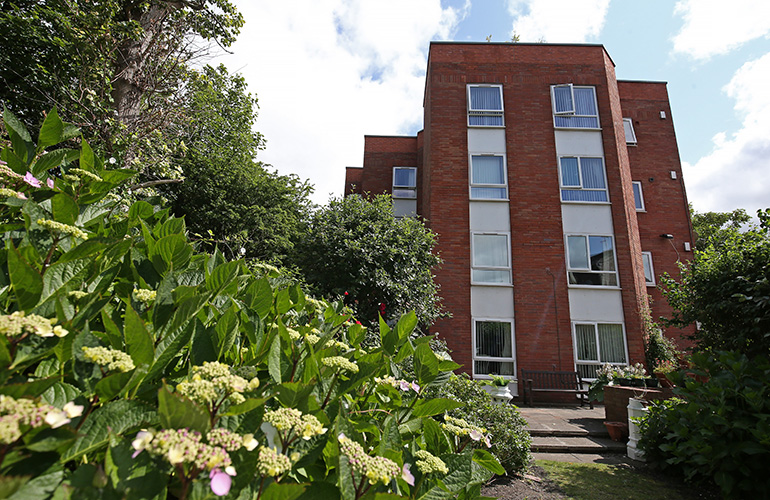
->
[561,204,613,234]
[553,130,604,156]
[470,202,510,231]
[568,289,624,322]
[471,286,514,318]
[393,199,416,217]
[467,129,506,154]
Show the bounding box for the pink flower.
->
[399,380,411,392]
[23,171,41,188]
[411,381,420,393]
[402,463,415,486]
[209,469,232,496]
[47,178,55,189]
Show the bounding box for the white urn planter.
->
[486,384,513,405]
[627,397,649,461]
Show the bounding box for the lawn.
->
[537,460,718,500]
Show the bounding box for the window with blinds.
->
[551,84,599,129]
[474,320,516,377]
[468,85,504,127]
[573,322,628,379]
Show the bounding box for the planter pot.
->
[604,421,628,442]
[643,377,659,388]
[616,377,633,387]
[629,378,645,387]
[627,398,649,462]
[488,385,513,405]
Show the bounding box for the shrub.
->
[636,351,770,499]
[427,373,532,473]
[0,110,503,499]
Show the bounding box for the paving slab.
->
[517,405,608,436]
[531,435,626,453]
[532,452,640,466]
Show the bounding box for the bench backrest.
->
[521,369,582,390]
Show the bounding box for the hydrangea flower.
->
[321,356,359,373]
[176,361,260,407]
[133,289,157,303]
[257,446,292,476]
[442,416,492,448]
[36,218,88,240]
[0,396,81,443]
[338,433,401,486]
[23,171,41,187]
[414,450,448,475]
[0,311,68,338]
[82,346,135,372]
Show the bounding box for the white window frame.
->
[642,251,655,286]
[558,156,609,203]
[550,84,600,129]
[392,167,417,199]
[572,322,629,380]
[472,318,517,379]
[632,181,645,211]
[469,154,508,200]
[623,118,637,146]
[565,234,619,288]
[471,232,512,285]
[467,84,504,127]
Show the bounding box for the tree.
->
[691,207,751,249]
[0,0,243,164]
[162,65,313,263]
[661,209,770,358]
[292,195,444,328]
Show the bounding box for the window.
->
[623,118,637,145]
[468,85,504,127]
[642,251,655,286]
[474,320,516,377]
[559,156,608,202]
[551,85,599,128]
[392,167,417,199]
[573,322,627,379]
[470,155,507,199]
[472,233,511,284]
[632,181,645,211]
[566,235,618,286]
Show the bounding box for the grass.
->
[536,460,711,500]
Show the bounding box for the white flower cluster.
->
[374,376,420,393]
[0,311,68,339]
[132,289,157,303]
[263,407,327,441]
[0,187,26,199]
[257,445,292,476]
[68,168,103,182]
[132,428,234,473]
[338,433,400,486]
[414,450,448,475]
[82,346,136,372]
[36,218,88,240]
[442,416,492,448]
[176,361,260,407]
[0,396,82,444]
[321,356,359,373]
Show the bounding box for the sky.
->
[213,0,770,217]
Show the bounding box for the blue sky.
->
[215,0,770,217]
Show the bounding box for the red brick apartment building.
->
[345,42,694,390]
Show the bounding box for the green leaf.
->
[422,417,451,455]
[205,260,240,295]
[158,385,210,434]
[252,277,273,318]
[95,372,133,401]
[145,319,196,382]
[276,382,315,409]
[216,306,239,359]
[105,439,167,500]
[128,200,155,222]
[3,107,32,143]
[50,193,79,226]
[261,482,308,500]
[268,331,282,383]
[472,449,505,475]
[413,343,439,386]
[0,377,57,398]
[157,217,185,238]
[395,311,418,343]
[438,360,462,372]
[124,303,154,367]
[33,149,74,177]
[8,242,43,311]
[150,234,192,274]
[223,397,267,416]
[80,139,95,171]
[62,400,158,462]
[37,107,64,152]
[41,382,80,408]
[6,467,63,500]
[412,397,463,417]
[40,257,90,302]
[191,324,217,366]
[380,316,397,356]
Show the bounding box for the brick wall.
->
[619,81,696,350]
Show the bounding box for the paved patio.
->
[516,405,638,465]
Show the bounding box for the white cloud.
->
[213,1,468,204]
[506,0,610,43]
[683,52,770,215]
[672,0,770,59]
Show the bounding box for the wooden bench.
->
[521,369,593,408]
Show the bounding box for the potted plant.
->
[653,359,676,387]
[483,374,514,404]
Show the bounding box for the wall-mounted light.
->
[660,234,674,239]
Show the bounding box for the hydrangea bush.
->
[0,109,503,498]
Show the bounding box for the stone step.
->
[528,427,608,438]
[530,435,627,453]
